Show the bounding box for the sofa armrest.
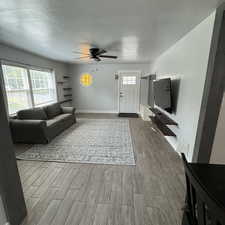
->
[10,119,48,144]
[61,106,76,115]
[10,119,47,129]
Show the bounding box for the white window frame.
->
[1,61,58,115]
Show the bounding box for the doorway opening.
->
[118,70,141,117]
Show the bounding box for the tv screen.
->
[153,78,172,112]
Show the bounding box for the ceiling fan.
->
[73,48,118,62]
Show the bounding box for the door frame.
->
[117,70,141,114]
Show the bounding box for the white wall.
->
[210,93,225,164]
[151,12,216,161]
[68,63,149,113]
[0,196,6,225]
[0,44,68,103]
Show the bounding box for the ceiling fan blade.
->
[74,56,90,60]
[97,49,107,55]
[94,57,101,62]
[99,55,118,59]
[73,51,90,56]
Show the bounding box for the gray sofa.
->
[10,103,76,144]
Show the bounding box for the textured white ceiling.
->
[0,0,222,63]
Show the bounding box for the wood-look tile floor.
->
[16,114,185,225]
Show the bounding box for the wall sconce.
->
[80,73,93,87]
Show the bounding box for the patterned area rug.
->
[17,119,136,165]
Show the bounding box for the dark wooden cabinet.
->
[182,154,225,225]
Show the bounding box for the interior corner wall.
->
[151,12,216,161]
[210,93,225,164]
[68,63,149,113]
[0,44,69,103]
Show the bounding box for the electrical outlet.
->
[186,143,190,157]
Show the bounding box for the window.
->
[122,76,136,85]
[2,65,32,114]
[2,64,57,114]
[30,70,56,106]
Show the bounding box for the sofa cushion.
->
[46,114,73,127]
[44,103,62,119]
[17,108,47,120]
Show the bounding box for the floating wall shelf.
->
[60,99,72,104]
[149,108,178,137]
[149,108,178,126]
[60,75,72,105]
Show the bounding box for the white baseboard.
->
[76,110,118,114]
[76,110,141,115]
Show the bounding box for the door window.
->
[122,76,136,85]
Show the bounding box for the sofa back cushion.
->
[17,108,47,120]
[44,103,62,119]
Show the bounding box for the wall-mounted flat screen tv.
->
[153,78,172,113]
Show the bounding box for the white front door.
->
[118,71,141,114]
